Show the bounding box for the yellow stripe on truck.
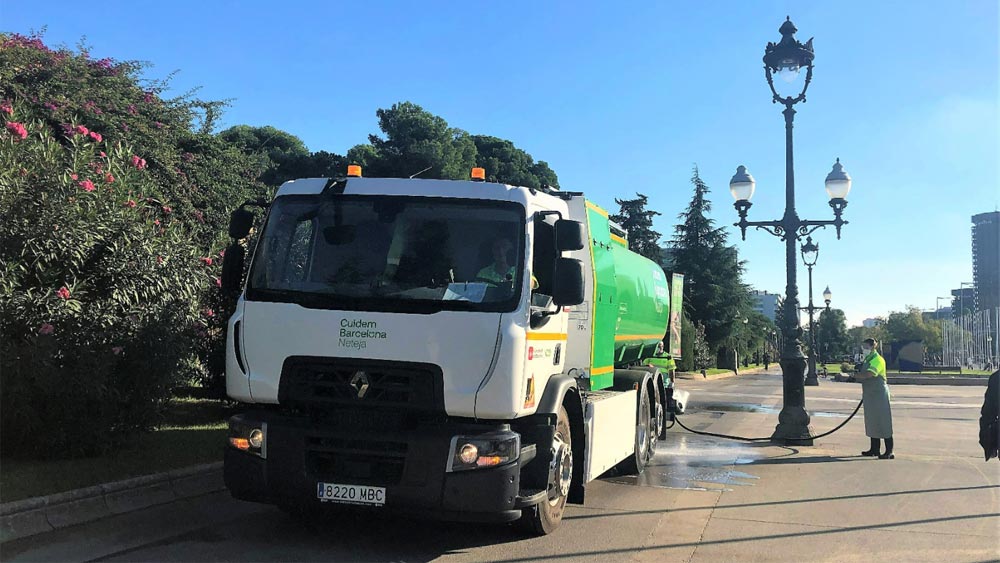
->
[526,333,568,341]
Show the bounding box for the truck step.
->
[515,488,548,508]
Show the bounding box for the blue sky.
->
[4,0,997,325]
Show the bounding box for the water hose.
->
[672,399,864,442]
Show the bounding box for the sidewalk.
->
[642,376,999,562]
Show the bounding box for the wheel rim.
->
[637,393,652,465]
[549,432,572,505]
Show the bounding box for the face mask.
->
[862,346,873,355]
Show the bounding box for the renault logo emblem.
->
[350,371,370,399]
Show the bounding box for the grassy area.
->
[1,398,233,503]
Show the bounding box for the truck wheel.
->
[522,405,572,535]
[619,383,655,475]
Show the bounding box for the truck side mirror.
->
[220,243,246,292]
[555,219,585,251]
[552,257,584,306]
[229,208,255,240]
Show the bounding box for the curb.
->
[0,462,223,543]
[886,376,988,386]
[675,367,770,381]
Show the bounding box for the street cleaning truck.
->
[220,166,687,534]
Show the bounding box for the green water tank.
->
[609,239,670,365]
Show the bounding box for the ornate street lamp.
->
[728,18,853,444]
[799,237,821,386]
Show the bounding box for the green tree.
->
[884,306,942,352]
[350,101,477,180]
[816,308,850,361]
[218,125,313,187]
[612,194,662,263]
[670,166,752,354]
[471,135,558,189]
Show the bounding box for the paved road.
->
[4,372,998,562]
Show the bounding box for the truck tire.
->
[619,383,655,475]
[521,405,572,535]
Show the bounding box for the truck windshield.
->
[246,195,525,313]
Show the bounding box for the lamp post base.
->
[771,405,815,445]
[771,356,814,445]
[804,376,819,386]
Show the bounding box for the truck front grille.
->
[304,434,408,486]
[278,357,444,413]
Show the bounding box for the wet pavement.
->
[692,402,849,418]
[604,432,763,491]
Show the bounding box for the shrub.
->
[0,33,269,409]
[0,82,209,458]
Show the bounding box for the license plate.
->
[316,482,386,506]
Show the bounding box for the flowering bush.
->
[0,33,268,456]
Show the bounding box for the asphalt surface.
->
[3,372,998,562]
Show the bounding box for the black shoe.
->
[861,449,879,457]
[878,452,894,460]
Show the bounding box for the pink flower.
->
[155,122,164,129]
[127,104,137,115]
[193,210,205,223]
[70,173,78,180]
[112,346,123,355]
[39,323,55,335]
[44,102,59,112]
[130,155,147,170]
[0,102,12,115]
[202,308,215,318]
[78,179,96,192]
[143,91,155,103]
[6,121,27,140]
[156,255,164,264]
[57,286,71,300]
[162,206,172,214]
[124,199,137,208]
[214,277,222,288]
[218,248,226,258]
[153,219,161,226]
[105,173,115,184]
[73,125,89,136]
[99,151,106,157]
[200,257,213,266]
[88,131,102,143]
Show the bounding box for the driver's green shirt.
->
[476,264,515,283]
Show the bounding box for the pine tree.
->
[612,193,662,263]
[670,166,752,353]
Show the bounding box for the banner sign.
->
[669,273,684,358]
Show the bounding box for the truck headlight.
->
[446,431,519,472]
[228,416,267,459]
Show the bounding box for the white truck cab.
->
[221,170,682,534]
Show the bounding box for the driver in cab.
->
[477,238,539,290]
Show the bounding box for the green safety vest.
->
[646,354,676,372]
[862,351,887,380]
[476,264,515,283]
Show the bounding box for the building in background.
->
[751,289,781,322]
[951,286,976,318]
[972,211,1000,314]
[862,318,882,328]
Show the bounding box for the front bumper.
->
[224,411,527,523]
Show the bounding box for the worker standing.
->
[855,338,894,459]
